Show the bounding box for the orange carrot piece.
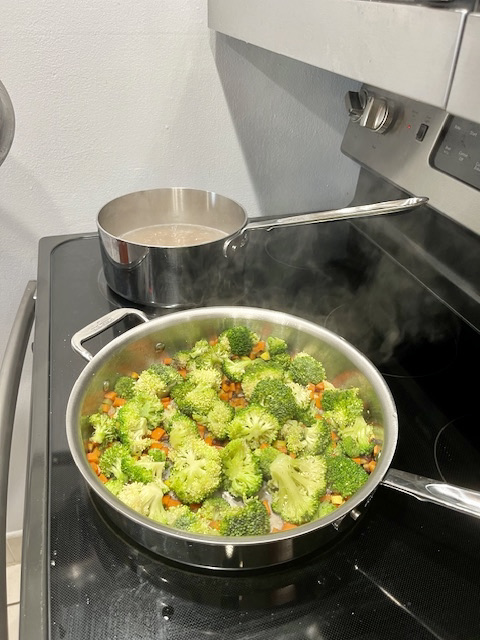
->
[315,396,322,409]
[373,444,381,457]
[104,391,117,401]
[262,500,271,514]
[161,397,171,407]
[315,382,325,391]
[98,473,108,484]
[219,391,230,402]
[113,396,126,407]
[352,457,368,465]
[190,503,202,511]
[162,495,182,508]
[164,357,172,365]
[364,460,377,473]
[131,372,139,379]
[87,449,100,463]
[209,520,221,530]
[281,522,298,531]
[178,368,187,378]
[101,403,110,413]
[197,424,206,438]
[150,442,168,452]
[320,494,332,502]
[205,435,214,446]
[259,443,269,449]
[89,461,99,475]
[151,427,166,441]
[331,431,339,441]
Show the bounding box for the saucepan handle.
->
[381,468,480,519]
[71,308,150,362]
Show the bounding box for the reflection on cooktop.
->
[434,415,480,490]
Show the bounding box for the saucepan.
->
[97,188,428,308]
[66,306,480,570]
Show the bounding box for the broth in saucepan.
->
[121,223,228,247]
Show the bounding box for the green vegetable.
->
[228,404,280,448]
[113,376,136,400]
[288,352,326,386]
[89,412,116,445]
[326,455,369,498]
[221,438,263,498]
[220,326,258,357]
[266,335,288,356]
[168,438,222,504]
[321,387,364,430]
[269,453,327,525]
[250,378,297,424]
[218,497,270,536]
[241,359,284,399]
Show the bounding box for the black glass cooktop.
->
[45,219,480,640]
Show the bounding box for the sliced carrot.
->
[150,442,168,452]
[131,372,139,379]
[209,520,221,530]
[281,522,298,531]
[331,431,339,442]
[262,500,271,514]
[219,391,230,403]
[162,495,182,508]
[373,444,381,457]
[113,396,126,407]
[104,391,117,401]
[352,457,368,465]
[87,449,100,463]
[178,368,187,378]
[163,357,173,365]
[289,453,297,459]
[205,435,214,446]
[315,382,325,391]
[197,424,206,438]
[189,503,202,511]
[89,461,99,475]
[151,427,166,441]
[314,396,322,409]
[98,473,108,484]
[161,397,171,408]
[259,442,269,449]
[101,403,110,413]
[364,460,377,473]
[320,494,332,502]
[273,440,287,454]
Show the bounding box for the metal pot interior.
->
[97,187,248,244]
[66,306,398,569]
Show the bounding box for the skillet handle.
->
[381,468,480,519]
[71,308,149,362]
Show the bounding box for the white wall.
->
[0,0,360,532]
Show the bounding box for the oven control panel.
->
[432,116,480,190]
[341,85,480,236]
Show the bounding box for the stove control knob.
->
[345,89,393,134]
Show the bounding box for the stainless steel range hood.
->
[208,0,477,117]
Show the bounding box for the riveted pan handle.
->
[381,468,480,519]
[71,308,149,362]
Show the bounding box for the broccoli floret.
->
[113,376,136,400]
[168,414,200,449]
[316,500,338,519]
[186,367,222,390]
[228,404,280,448]
[189,339,211,360]
[104,477,125,496]
[116,393,164,435]
[98,442,132,482]
[326,455,369,498]
[269,453,326,525]
[266,335,288,356]
[285,380,312,412]
[288,352,326,386]
[222,439,263,498]
[221,357,254,383]
[165,505,221,535]
[281,419,330,456]
[171,381,217,417]
[220,326,258,357]
[117,481,167,522]
[196,496,232,522]
[134,369,169,398]
[321,388,364,430]
[241,360,284,399]
[339,416,375,458]
[135,454,168,487]
[198,398,234,440]
[168,438,222,504]
[147,447,167,462]
[271,352,292,370]
[324,439,345,458]
[146,363,183,394]
[250,378,298,425]
[172,350,191,370]
[219,497,270,536]
[89,412,116,445]
[253,445,282,478]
